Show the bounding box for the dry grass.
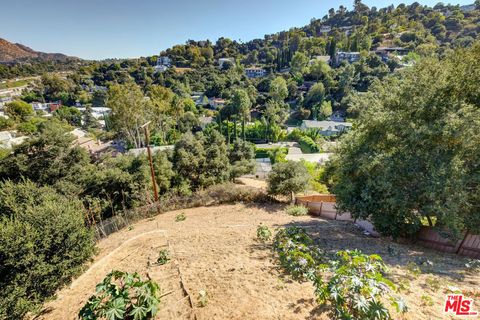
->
[38,204,479,320]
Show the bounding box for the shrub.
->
[267,161,310,202]
[285,204,309,216]
[175,213,186,222]
[298,135,320,153]
[79,271,161,320]
[273,227,324,279]
[313,250,407,319]
[198,290,208,307]
[256,224,272,242]
[0,180,95,319]
[157,249,170,265]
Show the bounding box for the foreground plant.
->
[157,249,170,265]
[257,224,272,242]
[285,204,309,216]
[273,226,324,279]
[78,270,161,320]
[175,213,186,222]
[313,250,407,319]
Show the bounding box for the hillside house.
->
[245,67,267,78]
[155,56,171,73]
[208,97,225,109]
[334,52,360,66]
[319,26,332,34]
[191,92,207,105]
[374,47,409,62]
[300,120,352,136]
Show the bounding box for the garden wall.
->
[295,195,480,259]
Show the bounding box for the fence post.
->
[456,230,469,254]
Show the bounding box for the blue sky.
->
[0,0,473,60]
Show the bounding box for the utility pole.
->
[140,122,159,206]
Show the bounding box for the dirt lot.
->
[39,203,479,320]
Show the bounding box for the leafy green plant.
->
[425,276,441,291]
[273,227,324,279]
[157,249,170,265]
[256,224,272,242]
[79,270,161,320]
[397,279,411,293]
[285,204,309,216]
[175,213,186,222]
[313,250,407,319]
[406,261,422,278]
[198,290,208,307]
[421,295,434,306]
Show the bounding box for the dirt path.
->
[39,204,479,320]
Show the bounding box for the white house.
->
[300,120,352,136]
[155,56,171,73]
[319,26,332,34]
[334,52,361,66]
[245,67,267,78]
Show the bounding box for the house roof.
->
[301,120,352,130]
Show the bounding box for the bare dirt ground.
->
[39,203,479,320]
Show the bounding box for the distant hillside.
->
[0,38,74,63]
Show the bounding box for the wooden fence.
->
[417,227,480,259]
[295,194,480,259]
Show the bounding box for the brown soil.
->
[39,203,479,320]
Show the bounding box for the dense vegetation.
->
[1,1,479,318]
[325,42,480,239]
[272,226,407,319]
[79,271,161,320]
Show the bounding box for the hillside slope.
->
[0,38,71,62]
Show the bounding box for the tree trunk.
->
[426,214,433,227]
[291,191,295,204]
[227,117,231,146]
[234,117,238,141]
[242,115,246,141]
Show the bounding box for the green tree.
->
[153,150,174,194]
[54,106,82,126]
[172,131,230,191]
[290,51,309,75]
[4,100,33,122]
[0,180,95,319]
[0,121,89,186]
[267,161,310,202]
[319,100,333,119]
[92,90,107,108]
[328,44,480,239]
[107,82,151,148]
[304,82,325,118]
[82,106,101,129]
[229,140,255,181]
[230,89,251,141]
[269,76,289,103]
